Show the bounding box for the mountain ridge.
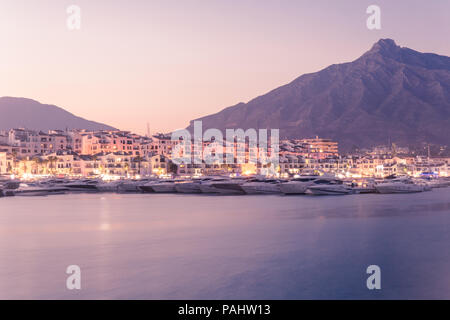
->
[0,97,116,131]
[187,39,450,151]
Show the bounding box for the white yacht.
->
[174,178,213,193]
[117,180,141,193]
[351,179,377,194]
[210,178,247,195]
[375,178,425,194]
[14,187,49,197]
[151,180,178,193]
[412,179,432,191]
[175,181,202,193]
[279,176,321,195]
[14,183,69,196]
[139,180,158,193]
[115,178,155,193]
[97,180,124,192]
[199,177,230,193]
[418,178,448,189]
[139,179,180,193]
[63,179,99,193]
[241,179,281,194]
[2,180,21,190]
[305,179,353,195]
[0,185,14,197]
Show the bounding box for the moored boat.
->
[199,177,230,194]
[175,179,204,193]
[151,180,178,193]
[13,183,69,196]
[97,180,125,192]
[241,179,281,194]
[139,179,180,193]
[63,179,99,193]
[138,181,157,193]
[279,176,319,195]
[375,178,425,194]
[211,178,247,195]
[117,180,142,193]
[350,179,377,194]
[305,179,353,195]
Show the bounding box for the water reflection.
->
[0,189,449,299]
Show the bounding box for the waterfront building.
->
[147,153,169,176]
[5,128,69,156]
[0,152,8,175]
[280,137,338,160]
[0,127,448,179]
[299,137,339,159]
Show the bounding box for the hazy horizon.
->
[1,0,449,134]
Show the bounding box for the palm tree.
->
[124,162,129,177]
[92,155,100,175]
[47,156,58,175]
[32,157,43,175]
[168,160,178,175]
[134,155,144,175]
[6,162,12,174]
[11,150,18,175]
[41,159,50,175]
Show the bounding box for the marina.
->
[2,174,449,198]
[0,0,448,304]
[1,188,449,299]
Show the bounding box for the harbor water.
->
[1,189,449,299]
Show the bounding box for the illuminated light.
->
[241,163,257,176]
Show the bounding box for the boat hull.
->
[139,185,156,193]
[199,184,221,193]
[117,183,141,193]
[375,185,424,194]
[211,183,245,195]
[97,184,121,192]
[175,183,202,193]
[306,186,353,195]
[64,186,99,193]
[241,183,280,194]
[151,183,177,193]
[14,188,67,196]
[279,182,311,195]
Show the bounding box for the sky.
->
[0,0,449,134]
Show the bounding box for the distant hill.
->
[187,39,450,151]
[0,97,116,131]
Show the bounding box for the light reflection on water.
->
[0,189,449,299]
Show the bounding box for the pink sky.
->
[1,0,449,134]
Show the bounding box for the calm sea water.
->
[1,189,449,299]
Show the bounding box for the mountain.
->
[187,39,450,151]
[0,97,116,131]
